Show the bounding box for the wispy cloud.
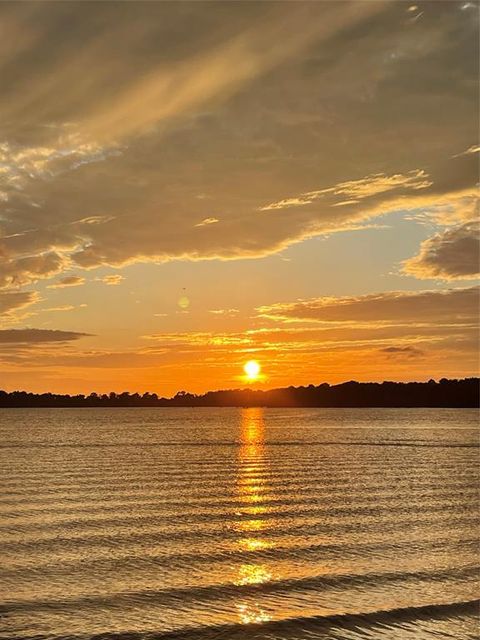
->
[142,287,478,358]
[0,291,39,316]
[80,3,385,143]
[209,308,240,316]
[47,275,85,289]
[95,274,124,286]
[256,286,479,324]
[0,329,91,344]
[195,218,219,228]
[380,345,424,359]
[43,303,87,313]
[260,171,431,211]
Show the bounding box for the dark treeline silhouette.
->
[0,378,478,408]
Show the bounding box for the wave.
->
[0,440,478,450]
[1,477,476,510]
[3,535,477,580]
[1,483,477,520]
[3,599,478,640]
[2,495,476,539]
[2,507,478,555]
[1,565,477,615]
[3,516,479,560]
[94,599,480,640]
[2,468,478,498]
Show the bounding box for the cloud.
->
[79,3,386,143]
[8,350,167,369]
[209,308,240,316]
[453,144,480,157]
[143,332,251,347]
[195,218,219,227]
[402,222,480,280]
[0,291,39,316]
[408,192,478,227]
[45,305,75,312]
[0,2,476,287]
[0,137,118,203]
[260,170,432,211]
[43,303,87,312]
[0,329,91,344]
[47,275,85,288]
[2,286,477,390]
[143,322,475,354]
[143,287,479,355]
[380,345,424,358]
[0,2,383,143]
[257,286,479,324]
[96,274,124,285]
[0,252,67,290]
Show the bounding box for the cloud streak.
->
[260,171,432,211]
[0,329,91,344]
[256,286,479,324]
[95,274,124,286]
[0,291,39,316]
[47,275,85,288]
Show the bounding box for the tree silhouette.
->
[0,378,477,408]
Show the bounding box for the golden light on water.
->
[234,564,272,586]
[236,602,271,625]
[238,537,272,551]
[234,408,274,626]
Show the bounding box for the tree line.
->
[0,378,478,407]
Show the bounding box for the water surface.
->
[0,407,478,639]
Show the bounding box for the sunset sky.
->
[0,1,478,395]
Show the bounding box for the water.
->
[0,407,478,639]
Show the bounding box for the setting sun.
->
[244,360,261,380]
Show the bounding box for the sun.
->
[244,360,261,380]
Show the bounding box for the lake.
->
[0,407,478,639]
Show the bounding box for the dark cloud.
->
[0,252,67,290]
[403,222,480,280]
[257,286,479,324]
[0,2,476,286]
[0,329,91,344]
[380,345,424,358]
[47,275,86,288]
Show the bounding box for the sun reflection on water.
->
[235,407,273,626]
[236,602,271,625]
[238,537,272,551]
[234,563,272,586]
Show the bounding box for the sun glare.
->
[244,360,261,380]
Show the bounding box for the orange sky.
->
[0,1,478,395]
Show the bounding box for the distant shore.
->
[1,378,478,408]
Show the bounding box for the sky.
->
[0,0,478,396]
